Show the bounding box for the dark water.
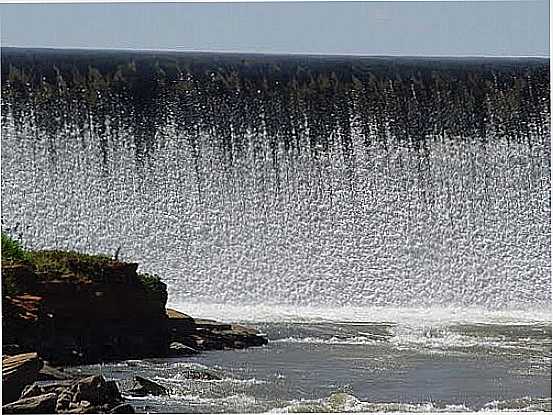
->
[1,48,551,412]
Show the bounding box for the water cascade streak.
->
[1,50,550,312]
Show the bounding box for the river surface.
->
[1,49,551,412]
[67,309,551,413]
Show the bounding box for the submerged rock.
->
[183,369,222,381]
[128,376,167,397]
[72,375,123,406]
[109,403,135,413]
[168,342,198,356]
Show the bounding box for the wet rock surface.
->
[168,341,199,356]
[167,308,268,352]
[127,376,168,397]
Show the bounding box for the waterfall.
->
[2,49,550,315]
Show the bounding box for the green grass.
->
[1,232,30,262]
[28,249,112,277]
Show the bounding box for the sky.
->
[0,1,549,57]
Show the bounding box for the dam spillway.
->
[1,49,550,313]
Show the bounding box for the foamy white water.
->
[167,302,551,325]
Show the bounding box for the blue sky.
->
[0,1,549,56]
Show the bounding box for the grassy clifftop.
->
[1,232,165,302]
[1,232,170,363]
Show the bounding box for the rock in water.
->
[55,389,73,413]
[183,369,222,381]
[128,376,167,396]
[38,363,72,381]
[2,353,44,404]
[168,342,198,356]
[2,392,57,414]
[166,308,194,321]
[72,375,122,406]
[109,403,135,413]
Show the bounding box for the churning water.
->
[1,49,551,412]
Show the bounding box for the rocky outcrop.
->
[2,393,58,414]
[2,352,129,413]
[4,373,130,414]
[168,341,198,356]
[2,353,44,404]
[185,321,268,350]
[2,254,268,367]
[3,255,169,365]
[37,364,71,381]
[167,309,268,351]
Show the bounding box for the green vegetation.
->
[137,272,168,305]
[137,272,163,293]
[28,249,112,277]
[1,232,30,262]
[2,232,31,295]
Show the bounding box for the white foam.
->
[270,392,473,413]
[481,397,552,412]
[157,373,266,385]
[4,123,550,314]
[167,302,552,326]
[274,336,379,345]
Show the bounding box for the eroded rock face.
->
[2,257,169,365]
[2,257,268,368]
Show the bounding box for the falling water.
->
[1,49,551,315]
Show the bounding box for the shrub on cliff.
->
[137,272,168,308]
[1,232,30,262]
[1,232,33,295]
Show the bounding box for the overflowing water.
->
[1,48,551,412]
